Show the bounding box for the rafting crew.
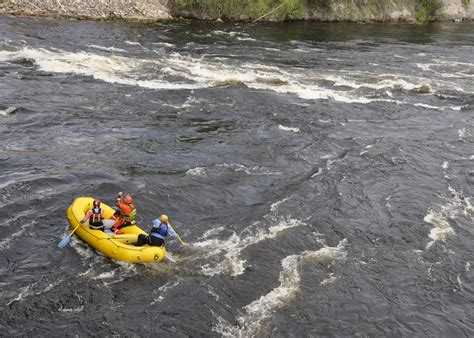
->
[111,192,137,234]
[80,199,105,231]
[135,214,177,247]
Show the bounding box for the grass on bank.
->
[171,0,448,23]
[461,0,470,10]
[415,0,443,22]
[171,0,306,21]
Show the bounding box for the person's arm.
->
[116,191,123,205]
[167,225,177,237]
[80,211,92,223]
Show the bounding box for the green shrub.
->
[416,0,443,23]
[170,0,306,21]
[462,0,470,10]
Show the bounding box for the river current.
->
[0,17,473,336]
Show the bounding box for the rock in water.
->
[418,85,430,94]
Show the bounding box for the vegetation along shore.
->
[0,0,473,23]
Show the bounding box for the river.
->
[0,17,473,336]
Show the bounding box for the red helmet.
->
[124,195,133,204]
[93,199,101,207]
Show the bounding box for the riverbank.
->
[0,0,170,21]
[0,0,473,22]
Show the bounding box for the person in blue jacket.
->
[136,214,176,247]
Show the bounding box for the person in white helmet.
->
[135,214,177,247]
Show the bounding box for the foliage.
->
[416,0,443,23]
[461,0,470,10]
[170,0,306,21]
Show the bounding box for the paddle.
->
[58,224,81,249]
[168,223,186,247]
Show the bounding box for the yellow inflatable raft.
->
[66,197,166,263]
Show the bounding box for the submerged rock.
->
[418,85,431,94]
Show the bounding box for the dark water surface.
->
[0,17,473,336]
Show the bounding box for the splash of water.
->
[215,239,348,337]
[424,186,473,249]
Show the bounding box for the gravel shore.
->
[0,0,170,20]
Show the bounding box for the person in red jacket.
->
[80,199,105,231]
[111,192,137,234]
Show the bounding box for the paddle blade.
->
[58,235,71,249]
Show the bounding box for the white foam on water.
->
[424,186,473,249]
[91,269,117,280]
[457,274,463,291]
[325,73,420,92]
[0,47,198,90]
[320,153,337,159]
[311,167,323,178]
[320,273,338,285]
[458,128,468,139]
[0,107,18,116]
[86,44,128,53]
[237,37,257,42]
[278,125,300,133]
[78,267,94,277]
[270,197,291,213]
[187,163,281,177]
[186,166,207,176]
[150,280,180,305]
[326,159,341,171]
[360,144,375,156]
[102,262,139,286]
[124,40,141,46]
[414,103,443,110]
[207,285,221,302]
[200,226,225,240]
[195,219,303,277]
[466,262,471,272]
[215,239,347,337]
[2,46,455,106]
[442,161,449,170]
[58,305,84,313]
[221,163,282,176]
[7,281,59,306]
[7,284,33,305]
[0,220,35,251]
[71,237,97,261]
[152,42,175,48]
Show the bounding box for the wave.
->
[424,186,473,249]
[7,280,60,306]
[186,163,281,177]
[150,280,180,305]
[195,218,303,277]
[0,47,198,90]
[86,44,128,53]
[191,196,301,277]
[1,45,466,106]
[0,220,36,251]
[414,103,467,111]
[58,305,84,313]
[215,239,347,337]
[278,125,300,133]
[0,106,18,116]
